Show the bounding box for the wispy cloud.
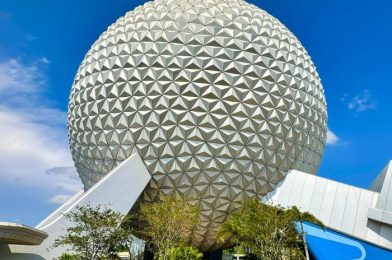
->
[0,58,45,94]
[326,129,340,145]
[46,167,81,192]
[49,194,73,205]
[0,58,82,204]
[39,57,50,64]
[346,90,377,112]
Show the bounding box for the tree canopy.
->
[217,198,323,260]
[53,204,132,260]
[130,195,201,260]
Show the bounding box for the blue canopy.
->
[297,222,392,259]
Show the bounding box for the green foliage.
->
[52,204,132,260]
[217,198,323,260]
[223,245,246,255]
[286,206,325,229]
[130,195,200,259]
[57,253,76,260]
[168,244,203,259]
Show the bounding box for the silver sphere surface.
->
[68,0,327,250]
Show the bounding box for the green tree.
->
[168,244,203,259]
[57,253,76,260]
[285,206,324,260]
[130,195,201,260]
[53,204,132,260]
[217,198,323,260]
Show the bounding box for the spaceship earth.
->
[67,0,327,250]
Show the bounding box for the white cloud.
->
[46,167,82,193]
[326,129,339,145]
[0,58,82,203]
[39,57,50,64]
[347,90,377,112]
[49,194,73,205]
[0,58,44,94]
[340,93,349,102]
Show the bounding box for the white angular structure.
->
[264,161,392,255]
[67,0,327,249]
[0,153,151,259]
[3,160,392,259]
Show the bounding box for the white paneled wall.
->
[264,169,392,250]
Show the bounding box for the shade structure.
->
[298,222,392,259]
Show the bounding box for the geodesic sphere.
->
[67,0,327,250]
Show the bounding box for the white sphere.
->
[68,0,327,250]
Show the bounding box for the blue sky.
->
[0,0,391,226]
